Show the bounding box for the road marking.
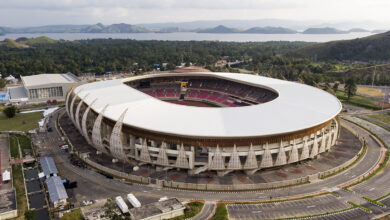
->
[252,211,262,213]
[307,205,316,208]
[369,188,375,191]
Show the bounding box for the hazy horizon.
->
[1,0,390,30]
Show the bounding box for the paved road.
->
[190,201,216,220]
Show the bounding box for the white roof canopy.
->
[74,72,341,138]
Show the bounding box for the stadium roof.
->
[45,176,68,203]
[74,72,342,138]
[21,73,78,87]
[40,157,58,176]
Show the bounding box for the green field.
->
[367,112,390,125]
[12,164,28,220]
[0,112,42,132]
[336,91,387,110]
[60,209,84,220]
[211,204,228,220]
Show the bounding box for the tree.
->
[344,78,357,100]
[24,210,35,220]
[3,106,17,118]
[332,82,339,93]
[0,78,6,89]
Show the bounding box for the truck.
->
[115,196,129,213]
[127,193,141,208]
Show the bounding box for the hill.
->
[197,25,240,33]
[81,23,151,33]
[1,38,28,48]
[292,31,390,61]
[349,28,370,33]
[22,36,57,45]
[243,27,297,34]
[302,27,348,34]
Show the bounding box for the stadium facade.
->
[66,72,341,176]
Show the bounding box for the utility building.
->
[21,73,79,103]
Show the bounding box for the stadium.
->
[65,72,341,176]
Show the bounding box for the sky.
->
[1,0,390,28]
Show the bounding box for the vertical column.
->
[176,144,189,169]
[300,137,309,160]
[260,143,273,168]
[275,140,287,166]
[109,109,128,162]
[319,131,326,153]
[227,145,242,170]
[244,144,258,169]
[288,139,299,164]
[139,139,151,163]
[310,135,319,158]
[156,142,169,166]
[91,104,109,154]
[75,93,89,132]
[81,99,97,145]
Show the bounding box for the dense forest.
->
[1,35,390,85]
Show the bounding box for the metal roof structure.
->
[21,73,78,88]
[39,157,58,176]
[73,72,342,138]
[45,176,68,203]
[7,86,28,101]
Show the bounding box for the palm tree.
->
[344,78,357,100]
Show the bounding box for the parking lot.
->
[227,194,350,219]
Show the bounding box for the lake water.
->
[0,32,374,42]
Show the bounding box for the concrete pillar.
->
[175,144,189,169]
[65,87,74,116]
[300,138,309,160]
[140,139,151,163]
[109,108,128,162]
[244,144,258,169]
[75,93,89,132]
[260,143,273,168]
[91,104,109,154]
[274,140,287,166]
[69,91,81,124]
[156,142,169,166]
[288,139,299,164]
[210,145,225,170]
[130,135,137,159]
[319,131,326,153]
[310,135,319,158]
[81,99,97,145]
[227,145,242,170]
[326,133,332,151]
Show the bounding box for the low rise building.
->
[21,73,79,103]
[129,198,185,220]
[45,176,68,207]
[39,157,58,178]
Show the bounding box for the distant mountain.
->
[348,28,370,33]
[303,27,349,34]
[80,23,151,33]
[292,31,390,61]
[0,27,5,36]
[197,25,240,33]
[243,26,297,34]
[0,23,151,34]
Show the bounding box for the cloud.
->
[0,0,389,28]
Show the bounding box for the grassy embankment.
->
[367,112,390,125]
[336,91,387,110]
[60,209,84,220]
[0,112,42,132]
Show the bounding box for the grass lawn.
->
[211,203,228,220]
[336,91,388,110]
[367,113,390,125]
[168,201,204,220]
[0,112,42,132]
[15,135,32,157]
[9,135,20,158]
[60,208,84,220]
[339,85,384,98]
[12,164,28,220]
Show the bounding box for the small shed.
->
[45,176,68,207]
